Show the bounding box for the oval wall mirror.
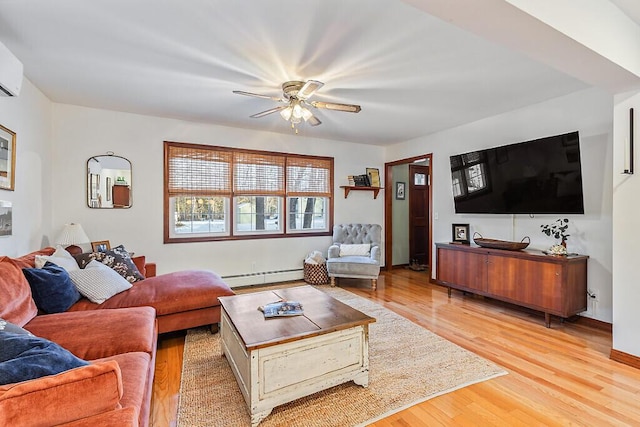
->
[87,154,132,208]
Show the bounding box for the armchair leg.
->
[330,276,336,287]
[371,279,377,290]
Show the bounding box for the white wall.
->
[50,104,385,281]
[385,87,613,322]
[612,89,640,357]
[0,79,53,256]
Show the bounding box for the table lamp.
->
[56,223,90,255]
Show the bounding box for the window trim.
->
[164,141,334,243]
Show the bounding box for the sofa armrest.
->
[131,256,157,278]
[328,244,340,259]
[370,245,381,263]
[0,361,123,427]
[144,262,157,278]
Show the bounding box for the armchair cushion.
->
[339,243,371,257]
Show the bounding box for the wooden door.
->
[409,164,430,266]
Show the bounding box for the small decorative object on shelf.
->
[472,232,530,250]
[540,218,570,248]
[546,244,568,256]
[353,174,370,187]
[366,167,380,187]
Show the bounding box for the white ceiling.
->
[0,0,638,146]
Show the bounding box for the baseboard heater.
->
[222,268,304,288]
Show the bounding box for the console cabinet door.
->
[436,247,487,292]
[487,256,562,311]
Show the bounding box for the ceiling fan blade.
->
[310,101,361,113]
[233,90,284,102]
[249,106,287,118]
[307,115,322,126]
[296,80,324,100]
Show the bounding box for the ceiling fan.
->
[233,80,361,132]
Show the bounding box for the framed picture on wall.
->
[395,182,406,200]
[452,223,470,244]
[0,124,16,191]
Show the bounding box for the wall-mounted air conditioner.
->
[0,41,23,97]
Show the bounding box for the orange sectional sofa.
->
[0,247,235,426]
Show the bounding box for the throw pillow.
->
[74,244,144,283]
[0,318,32,335]
[339,243,371,257]
[0,331,89,385]
[35,245,80,272]
[68,260,132,304]
[22,262,82,314]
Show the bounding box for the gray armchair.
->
[326,224,382,290]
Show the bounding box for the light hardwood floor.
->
[151,268,640,426]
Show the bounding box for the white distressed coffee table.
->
[218,285,375,426]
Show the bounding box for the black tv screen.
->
[450,131,585,214]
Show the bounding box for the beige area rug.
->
[177,285,507,427]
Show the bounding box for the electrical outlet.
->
[587,289,597,300]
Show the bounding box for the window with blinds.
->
[164,141,333,242]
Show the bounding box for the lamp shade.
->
[56,223,90,246]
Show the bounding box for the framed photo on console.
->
[452,224,470,244]
[91,240,111,252]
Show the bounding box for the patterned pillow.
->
[74,244,144,283]
[68,260,132,304]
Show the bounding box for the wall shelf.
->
[340,186,383,199]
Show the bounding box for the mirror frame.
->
[87,154,132,209]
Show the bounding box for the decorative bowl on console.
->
[472,232,530,251]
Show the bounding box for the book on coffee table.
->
[258,300,304,318]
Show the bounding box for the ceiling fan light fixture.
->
[292,101,304,119]
[280,106,293,121]
[301,107,313,121]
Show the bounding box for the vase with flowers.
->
[540,218,570,255]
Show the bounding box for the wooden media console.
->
[435,243,588,327]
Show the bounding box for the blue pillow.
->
[22,261,82,313]
[0,331,89,385]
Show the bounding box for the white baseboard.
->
[222,269,304,287]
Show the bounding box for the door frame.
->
[384,153,433,271]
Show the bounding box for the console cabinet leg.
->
[544,313,551,328]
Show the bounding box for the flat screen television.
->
[450,131,585,214]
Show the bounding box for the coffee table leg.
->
[251,408,273,427]
[352,370,369,388]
